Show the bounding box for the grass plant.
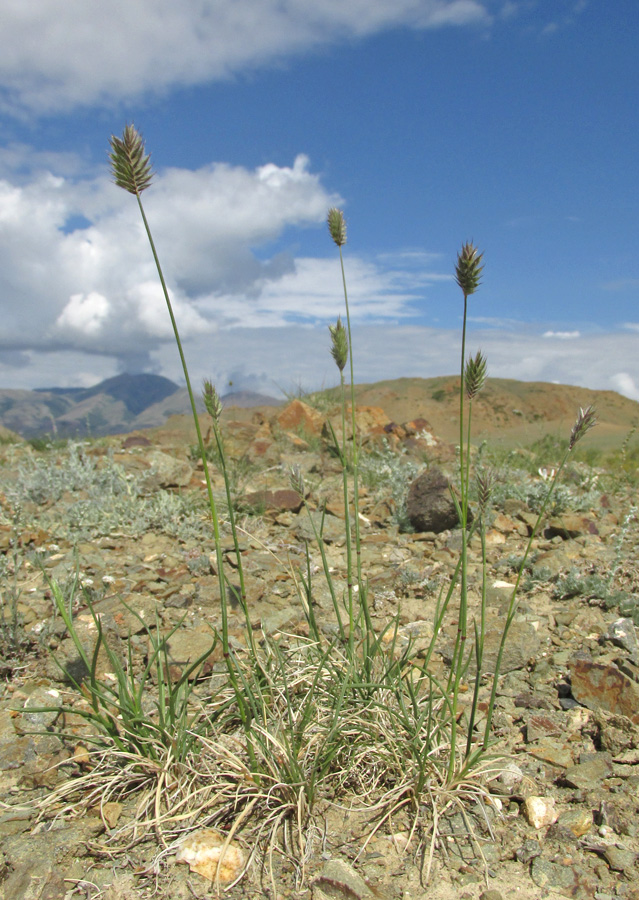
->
[46,578,215,762]
[33,124,599,893]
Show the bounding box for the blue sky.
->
[1,1,638,399]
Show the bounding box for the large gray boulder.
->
[405,467,468,533]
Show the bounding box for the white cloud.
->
[135,325,639,405]
[0,1,489,114]
[203,255,434,328]
[543,330,580,339]
[56,292,110,336]
[611,373,639,402]
[0,153,346,361]
[0,150,455,373]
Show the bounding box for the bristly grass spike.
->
[109,124,154,196]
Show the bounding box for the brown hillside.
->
[352,376,639,449]
[142,376,639,454]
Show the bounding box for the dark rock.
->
[121,434,152,448]
[515,839,542,863]
[405,467,469,534]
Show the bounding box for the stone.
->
[523,796,558,829]
[592,709,639,755]
[141,450,193,488]
[0,822,97,900]
[525,710,566,742]
[323,405,390,443]
[481,617,540,673]
[603,617,639,664]
[121,434,152,448]
[490,761,524,795]
[165,628,219,680]
[545,514,599,539]
[241,488,303,513]
[274,399,324,436]
[558,808,594,837]
[405,467,467,534]
[515,839,542,863]
[603,845,636,873]
[293,510,344,544]
[564,753,613,790]
[569,657,639,723]
[530,857,599,900]
[21,685,63,729]
[312,859,378,900]
[175,828,246,883]
[526,738,575,769]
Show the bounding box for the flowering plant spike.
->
[327,207,347,247]
[455,242,484,296]
[109,124,154,196]
[329,316,349,372]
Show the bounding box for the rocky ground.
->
[0,395,638,900]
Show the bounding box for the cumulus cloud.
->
[56,292,110,336]
[203,256,432,329]
[0,153,344,361]
[0,149,454,380]
[0,1,489,114]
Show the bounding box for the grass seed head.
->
[109,123,154,196]
[329,316,349,372]
[455,242,484,296]
[289,464,305,497]
[476,467,496,515]
[202,380,223,425]
[327,207,347,247]
[465,350,487,400]
[569,405,597,450]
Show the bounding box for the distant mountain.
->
[0,375,282,439]
[34,373,180,415]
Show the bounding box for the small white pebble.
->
[523,796,558,829]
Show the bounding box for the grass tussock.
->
[19,124,602,893]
